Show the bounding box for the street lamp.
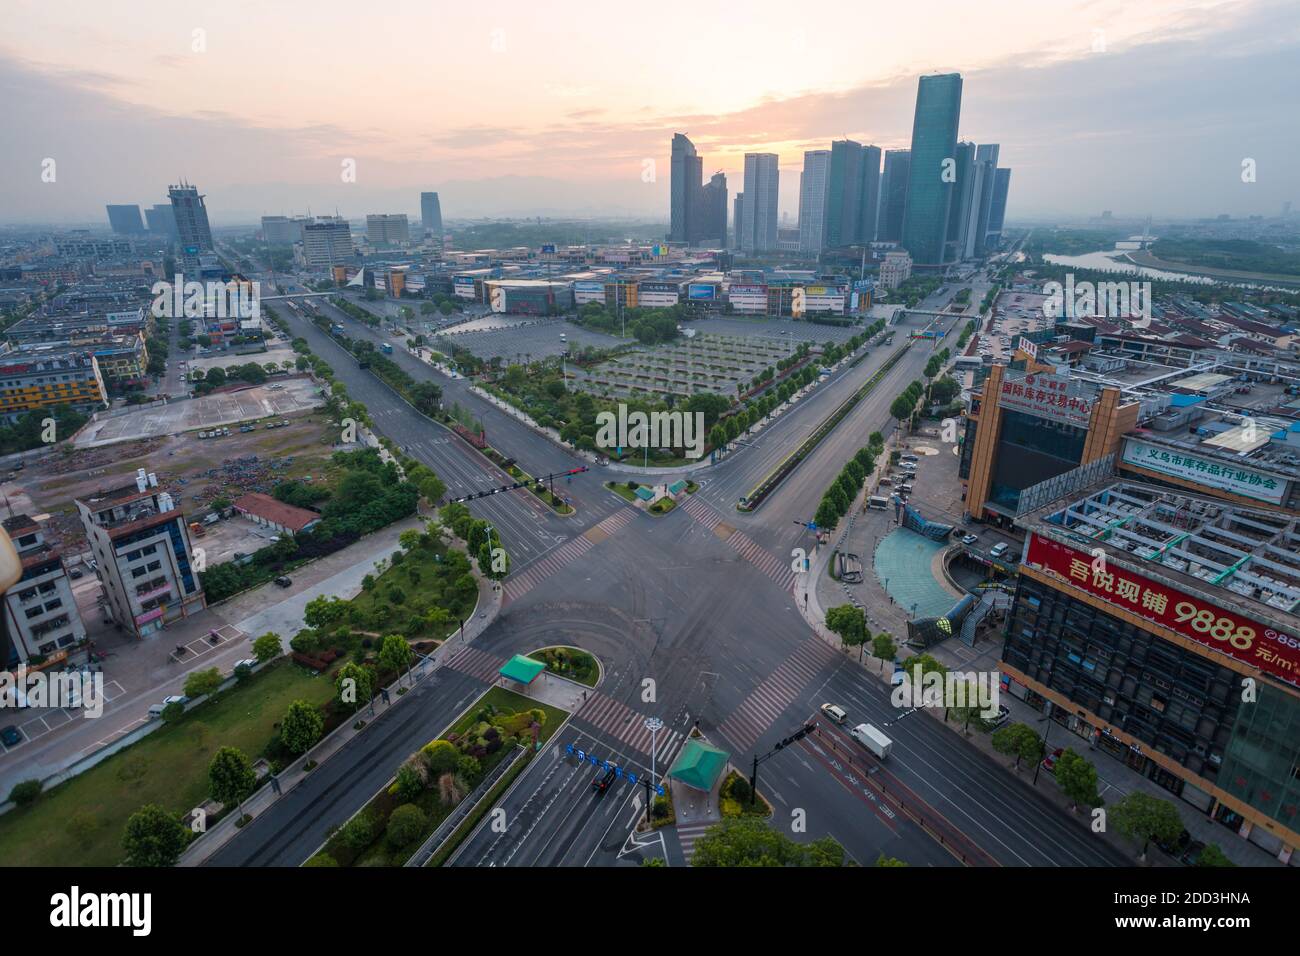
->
[1031,703,1054,785]
[644,716,663,828]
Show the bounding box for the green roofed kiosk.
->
[499,654,547,686]
[668,738,730,791]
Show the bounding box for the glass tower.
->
[901,73,962,264]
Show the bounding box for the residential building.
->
[879,150,911,243]
[106,204,145,235]
[879,250,913,289]
[301,219,354,269]
[76,470,205,639]
[901,73,962,264]
[797,150,832,254]
[1,515,87,669]
[0,345,109,422]
[739,154,779,254]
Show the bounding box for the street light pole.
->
[644,716,663,827]
[1032,703,1054,786]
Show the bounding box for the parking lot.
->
[73,378,324,448]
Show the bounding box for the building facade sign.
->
[1026,532,1300,689]
[999,372,1093,427]
[1121,437,1286,505]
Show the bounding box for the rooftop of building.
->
[2,514,39,536]
[232,492,320,532]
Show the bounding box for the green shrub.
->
[8,780,42,806]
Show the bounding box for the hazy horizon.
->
[3,0,1297,226]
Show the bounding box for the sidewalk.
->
[178,562,504,866]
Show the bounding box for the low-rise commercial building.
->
[0,346,109,422]
[232,492,322,535]
[1,515,87,669]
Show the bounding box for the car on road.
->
[274,576,293,587]
[592,767,616,794]
[989,542,1010,559]
[69,566,84,579]
[820,703,847,724]
[1041,747,1064,773]
[1179,840,1207,866]
[0,725,22,747]
[148,695,189,717]
[961,533,979,545]
[899,454,919,462]
[983,705,1010,728]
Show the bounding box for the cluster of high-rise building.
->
[669,73,1011,266]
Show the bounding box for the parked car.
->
[961,533,979,545]
[274,576,292,587]
[820,703,847,724]
[1041,747,1064,773]
[0,725,22,747]
[68,566,84,579]
[592,767,616,794]
[1179,840,1207,866]
[148,695,189,718]
[983,705,1010,728]
[989,542,1010,558]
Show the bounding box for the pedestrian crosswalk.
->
[681,497,796,592]
[574,690,683,764]
[442,644,507,683]
[502,508,636,604]
[716,637,841,754]
[674,821,714,864]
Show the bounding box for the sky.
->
[1,0,1297,225]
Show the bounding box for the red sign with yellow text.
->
[1026,533,1300,689]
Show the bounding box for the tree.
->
[280,699,324,754]
[1111,792,1183,861]
[813,499,839,531]
[208,746,256,810]
[875,854,908,867]
[393,763,426,800]
[252,632,282,663]
[991,722,1045,770]
[183,667,223,699]
[871,632,897,672]
[824,605,866,653]
[1055,749,1100,811]
[334,662,373,710]
[304,595,348,630]
[691,818,848,867]
[1196,844,1236,868]
[122,805,190,867]
[8,780,41,806]
[386,804,428,848]
[378,633,413,683]
[421,739,460,775]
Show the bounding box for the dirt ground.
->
[1,411,348,556]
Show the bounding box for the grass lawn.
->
[605,481,640,503]
[345,541,476,643]
[0,659,336,867]
[528,646,600,687]
[452,687,568,743]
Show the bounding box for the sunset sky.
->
[2,0,1296,224]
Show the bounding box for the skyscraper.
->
[670,133,704,244]
[302,219,353,269]
[145,204,177,241]
[366,214,410,246]
[858,145,882,244]
[797,150,831,254]
[945,142,976,260]
[986,167,1012,248]
[168,183,214,276]
[901,73,962,264]
[825,140,863,248]
[421,192,443,237]
[879,150,911,243]
[700,172,728,246]
[733,193,744,252]
[106,204,145,234]
[739,154,779,253]
[972,144,1000,256]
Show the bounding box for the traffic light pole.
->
[749,722,817,807]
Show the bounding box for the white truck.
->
[850,723,892,760]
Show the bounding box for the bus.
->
[867,496,889,510]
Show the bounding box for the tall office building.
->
[739,154,779,253]
[959,152,990,259]
[302,218,354,269]
[670,133,705,244]
[986,167,1012,248]
[261,216,309,246]
[168,183,214,276]
[106,204,145,235]
[366,214,410,247]
[700,172,728,246]
[944,142,976,261]
[825,140,863,247]
[900,73,962,264]
[733,193,744,252]
[858,145,882,244]
[972,144,1000,256]
[797,150,832,254]
[879,150,911,243]
[421,192,443,237]
[145,204,178,241]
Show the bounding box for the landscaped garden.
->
[528,646,600,686]
[308,687,567,867]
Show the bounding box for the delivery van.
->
[850,723,892,760]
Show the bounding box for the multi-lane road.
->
[211,269,1128,868]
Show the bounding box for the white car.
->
[148,695,189,717]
